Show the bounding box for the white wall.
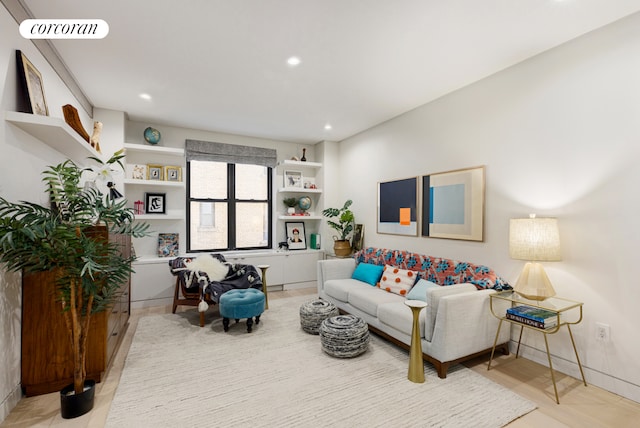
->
[337,13,640,402]
[0,5,96,421]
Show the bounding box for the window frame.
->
[186,161,273,252]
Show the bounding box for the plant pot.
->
[333,239,352,257]
[60,380,96,419]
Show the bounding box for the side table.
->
[488,291,587,403]
[405,299,427,383]
[257,265,270,310]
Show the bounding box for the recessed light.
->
[139,93,152,101]
[324,123,332,131]
[287,56,301,67]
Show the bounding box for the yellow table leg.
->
[257,264,270,310]
[405,300,427,383]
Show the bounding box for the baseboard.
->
[512,341,640,403]
[0,383,22,424]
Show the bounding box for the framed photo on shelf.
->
[285,221,306,250]
[145,192,166,214]
[147,164,164,180]
[128,164,147,180]
[157,233,179,257]
[164,165,182,182]
[284,170,303,189]
[16,50,48,116]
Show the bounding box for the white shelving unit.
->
[123,142,186,258]
[5,110,100,161]
[275,159,323,249]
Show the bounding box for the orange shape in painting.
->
[400,208,411,226]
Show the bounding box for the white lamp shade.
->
[509,216,561,262]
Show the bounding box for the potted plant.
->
[322,199,355,256]
[283,197,298,214]
[0,149,148,418]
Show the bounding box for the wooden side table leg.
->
[257,265,270,310]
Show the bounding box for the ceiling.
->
[14,0,640,144]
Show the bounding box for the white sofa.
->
[317,247,511,378]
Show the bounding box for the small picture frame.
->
[286,221,306,250]
[284,170,303,189]
[145,192,166,214]
[164,165,182,182]
[128,164,147,180]
[16,50,48,116]
[352,224,365,251]
[147,164,163,181]
[157,233,179,257]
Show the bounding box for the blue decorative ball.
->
[298,196,312,211]
[144,127,161,145]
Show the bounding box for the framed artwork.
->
[157,233,179,257]
[147,164,164,180]
[128,164,147,180]
[145,192,166,214]
[421,166,485,241]
[377,177,418,236]
[352,224,365,251]
[284,170,303,189]
[164,165,182,182]
[16,50,48,116]
[285,221,307,250]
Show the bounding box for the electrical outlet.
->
[595,322,610,342]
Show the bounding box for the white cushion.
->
[378,301,426,338]
[348,286,402,317]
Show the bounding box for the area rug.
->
[106,295,535,427]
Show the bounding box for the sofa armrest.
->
[427,289,509,362]
[317,258,356,293]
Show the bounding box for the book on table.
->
[506,305,558,329]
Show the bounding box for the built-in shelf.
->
[279,188,322,193]
[135,212,184,220]
[277,160,322,169]
[5,110,100,161]
[123,143,184,156]
[124,178,185,188]
[278,215,322,220]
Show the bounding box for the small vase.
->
[287,207,296,214]
[301,148,307,162]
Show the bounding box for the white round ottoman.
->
[299,299,339,335]
[320,314,369,358]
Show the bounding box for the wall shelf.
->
[123,143,184,156]
[278,215,322,220]
[277,159,322,169]
[124,178,185,188]
[5,110,100,161]
[279,188,322,193]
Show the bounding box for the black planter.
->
[60,380,96,419]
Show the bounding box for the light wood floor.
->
[2,288,639,427]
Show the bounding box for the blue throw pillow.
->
[352,263,384,286]
[406,278,440,301]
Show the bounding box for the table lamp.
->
[509,214,561,300]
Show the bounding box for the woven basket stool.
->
[299,299,339,335]
[320,314,370,358]
[219,288,265,333]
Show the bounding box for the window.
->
[187,160,272,252]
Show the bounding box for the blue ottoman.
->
[219,288,265,333]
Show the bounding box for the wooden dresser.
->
[21,232,131,397]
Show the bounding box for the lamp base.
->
[513,262,556,301]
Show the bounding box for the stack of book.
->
[506,305,558,329]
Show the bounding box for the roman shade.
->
[185,139,277,168]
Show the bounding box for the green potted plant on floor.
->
[0,149,149,418]
[322,199,355,256]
